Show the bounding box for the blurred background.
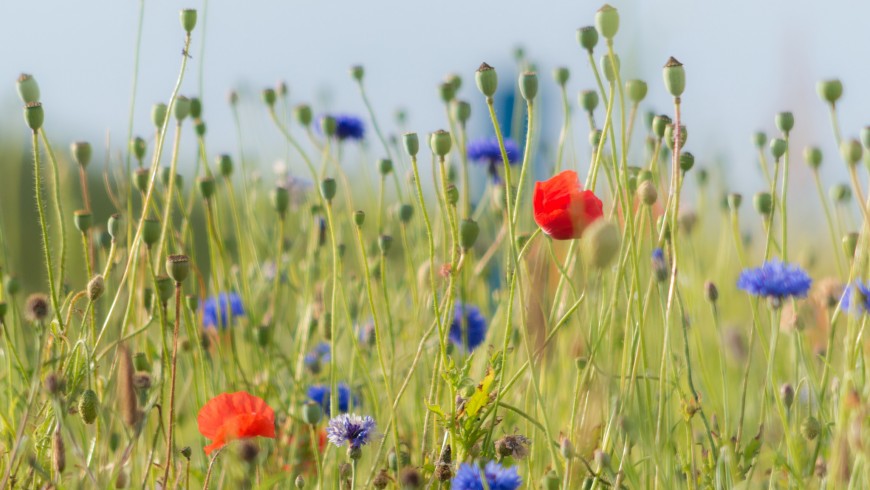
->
[1,0,869,288]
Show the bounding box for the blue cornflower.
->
[449,303,488,352]
[304,342,331,371]
[652,248,668,282]
[737,260,812,302]
[451,461,522,490]
[202,292,244,329]
[467,137,520,181]
[842,281,870,315]
[307,383,358,415]
[319,114,364,141]
[326,413,376,449]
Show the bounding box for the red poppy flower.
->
[533,170,603,239]
[197,391,276,454]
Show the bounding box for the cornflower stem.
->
[39,131,67,303]
[377,174,385,233]
[154,122,183,274]
[324,199,341,420]
[222,177,254,320]
[267,106,318,184]
[31,131,63,327]
[458,122,471,217]
[709,301,729,435]
[355,80,404,202]
[309,424,324,489]
[811,169,846,277]
[510,100,534,227]
[162,282,183,486]
[379,251,396,371]
[780,135,790,261]
[269,215,285,317]
[124,0,145,189]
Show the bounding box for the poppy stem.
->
[162,282,182,487]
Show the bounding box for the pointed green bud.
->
[271,186,290,216]
[262,88,276,107]
[295,475,305,489]
[844,232,860,258]
[131,136,147,161]
[151,103,167,129]
[403,133,419,157]
[553,66,570,86]
[577,26,599,53]
[475,62,498,97]
[108,213,122,241]
[217,154,233,177]
[727,193,743,211]
[652,115,671,139]
[625,79,648,103]
[24,102,44,131]
[133,168,150,193]
[350,65,365,82]
[580,90,599,113]
[429,130,452,156]
[780,383,794,410]
[451,100,471,124]
[180,9,197,33]
[320,178,337,201]
[73,210,92,233]
[595,4,620,39]
[775,111,794,134]
[840,138,862,166]
[817,79,843,105]
[378,158,393,176]
[600,53,620,83]
[167,254,190,283]
[439,81,456,103]
[753,192,773,216]
[320,115,337,137]
[459,219,480,250]
[830,183,851,204]
[679,152,695,172]
[663,57,685,97]
[16,73,40,104]
[519,71,538,101]
[71,141,92,168]
[294,104,313,127]
[79,389,99,424]
[197,176,216,199]
[804,146,822,169]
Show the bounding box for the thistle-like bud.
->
[16,73,40,103]
[373,469,391,489]
[840,138,862,166]
[73,210,93,233]
[88,275,105,301]
[151,103,168,129]
[652,115,671,139]
[142,218,160,247]
[271,186,290,216]
[626,79,648,103]
[580,90,599,113]
[663,57,685,97]
[817,79,843,105]
[71,141,92,168]
[594,448,611,469]
[637,180,658,206]
[519,71,538,101]
[451,100,471,125]
[198,176,216,199]
[320,178,337,201]
[24,102,44,131]
[679,152,695,172]
[180,8,197,33]
[583,220,620,269]
[600,53,621,83]
[79,389,99,424]
[801,416,821,440]
[775,111,794,134]
[753,192,773,216]
[804,146,823,170]
[595,4,620,39]
[167,255,190,283]
[553,66,570,86]
[704,281,718,302]
[294,104,313,127]
[459,219,480,251]
[350,65,365,82]
[378,158,393,176]
[475,62,498,98]
[403,132,419,157]
[781,383,795,409]
[429,130,452,156]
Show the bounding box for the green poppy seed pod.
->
[295,475,305,489]
[475,62,498,98]
[351,211,366,228]
[459,219,480,250]
[198,176,216,199]
[801,416,821,440]
[189,97,202,119]
[445,184,459,206]
[398,204,414,223]
[541,470,560,490]
[600,53,621,83]
[24,102,44,131]
[180,8,197,33]
[217,154,233,178]
[663,57,685,97]
[775,111,794,134]
[429,130,452,156]
[577,26,599,53]
[589,129,603,148]
[817,79,843,105]
[4,276,20,296]
[302,401,323,425]
[111,211,131,243]
[727,192,743,211]
[595,4,620,39]
[519,71,538,101]
[256,325,271,347]
[626,79,648,103]
[71,141,92,168]
[830,183,851,204]
[378,158,393,176]
[350,65,365,82]
[87,274,105,301]
[320,178,337,201]
[844,232,859,258]
[179,446,193,461]
[553,66,570,86]
[271,186,290,216]
[294,104,313,127]
[166,254,190,283]
[582,220,620,269]
[753,192,773,216]
[638,169,653,183]
[151,103,167,129]
[185,294,199,311]
[131,136,147,161]
[804,146,823,169]
[438,81,456,103]
[378,235,393,255]
[73,210,92,233]
[79,389,99,424]
[704,281,718,302]
[580,90,599,113]
[753,131,767,149]
[780,383,795,410]
[16,73,40,104]
[142,218,160,247]
[840,138,863,166]
[652,115,671,139]
[261,88,276,108]
[155,275,173,304]
[679,152,695,172]
[637,180,658,206]
[403,132,419,157]
[664,124,687,149]
[320,115,337,137]
[451,100,472,125]
[195,120,207,136]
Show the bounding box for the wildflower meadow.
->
[3,3,870,489]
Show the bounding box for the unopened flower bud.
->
[320,115,337,137]
[73,210,92,233]
[664,124,687,149]
[320,178,337,201]
[580,90,599,113]
[151,103,167,129]
[663,57,685,97]
[843,232,859,259]
[801,416,821,440]
[353,210,366,227]
[217,154,233,177]
[626,79,648,103]
[403,133,419,157]
[88,275,105,301]
[652,115,671,139]
[589,129,603,148]
[294,104,313,126]
[271,186,290,216]
[439,81,456,103]
[173,95,191,121]
[378,158,393,176]
[398,204,414,224]
[583,220,620,269]
[166,255,190,283]
[451,100,471,125]
[727,192,743,211]
[295,475,305,488]
[475,62,498,97]
[519,71,538,101]
[16,73,40,103]
[262,88,276,107]
[71,141,92,168]
[429,130,452,156]
[24,102,44,131]
[155,275,173,304]
[595,4,620,39]
[378,235,393,255]
[131,136,147,162]
[753,131,767,149]
[637,180,658,206]
[594,448,611,469]
[804,146,822,169]
[180,8,197,33]
[350,65,365,82]
[679,152,695,172]
[197,176,216,199]
[781,383,794,409]
[79,389,99,424]
[553,66,570,86]
[704,281,718,302]
[577,26,599,53]
[840,138,862,166]
[459,219,480,250]
[817,79,843,105]
[753,192,773,216]
[830,183,851,204]
[775,111,794,134]
[142,218,160,247]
